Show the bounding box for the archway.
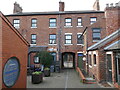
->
[62,52,75,69]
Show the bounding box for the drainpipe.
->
[57,12,62,69]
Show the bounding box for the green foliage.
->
[44,67,50,70]
[32,71,42,75]
[36,51,53,68]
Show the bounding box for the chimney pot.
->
[110,3,114,7]
[115,3,119,7]
[106,4,109,8]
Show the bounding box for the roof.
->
[28,46,47,54]
[88,29,120,50]
[104,40,120,50]
[0,11,29,46]
[5,10,104,16]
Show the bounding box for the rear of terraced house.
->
[4,0,120,88]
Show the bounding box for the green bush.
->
[32,71,42,75]
[44,67,50,70]
[36,51,53,68]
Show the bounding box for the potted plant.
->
[44,67,50,77]
[36,51,53,77]
[32,71,43,84]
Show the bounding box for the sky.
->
[0,0,120,15]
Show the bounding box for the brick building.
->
[82,1,120,88]
[6,0,104,69]
[2,0,120,88]
[0,12,29,89]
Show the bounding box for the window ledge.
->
[49,27,57,28]
[64,26,73,28]
[77,26,83,27]
[48,44,57,45]
[64,44,73,45]
[31,27,37,29]
[30,44,36,46]
[94,64,97,66]
[89,65,92,68]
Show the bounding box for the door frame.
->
[106,52,113,83]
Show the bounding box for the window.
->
[13,19,20,28]
[77,34,84,44]
[34,57,40,64]
[93,54,96,65]
[49,18,56,27]
[31,34,37,44]
[31,19,37,28]
[65,18,72,26]
[89,55,92,66]
[92,28,101,42]
[90,17,97,24]
[49,34,56,44]
[65,34,72,44]
[77,18,82,26]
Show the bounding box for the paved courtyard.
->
[27,69,102,89]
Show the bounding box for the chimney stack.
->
[93,0,100,11]
[13,2,23,13]
[59,1,65,11]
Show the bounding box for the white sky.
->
[0,0,120,15]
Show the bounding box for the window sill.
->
[48,44,57,45]
[64,44,73,45]
[15,27,20,29]
[31,27,37,29]
[77,26,83,27]
[49,27,57,28]
[64,26,73,28]
[30,44,36,46]
[94,64,97,66]
[89,65,92,68]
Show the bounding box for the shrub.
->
[36,51,53,68]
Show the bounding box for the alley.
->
[27,69,101,88]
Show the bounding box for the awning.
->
[28,46,47,54]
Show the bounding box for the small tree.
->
[36,51,53,68]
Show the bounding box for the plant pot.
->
[32,73,43,84]
[44,70,50,77]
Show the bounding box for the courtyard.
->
[27,69,115,89]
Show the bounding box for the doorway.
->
[115,52,120,83]
[62,52,75,69]
[106,54,112,83]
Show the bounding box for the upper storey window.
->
[49,18,56,27]
[92,28,101,42]
[31,19,37,28]
[13,19,20,29]
[90,17,97,24]
[77,18,82,26]
[65,18,72,27]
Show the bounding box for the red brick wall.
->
[2,16,28,88]
[6,12,104,68]
[0,16,2,90]
[105,7,120,36]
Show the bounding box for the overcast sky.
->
[0,0,120,15]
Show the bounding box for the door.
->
[106,54,112,83]
[116,53,120,83]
